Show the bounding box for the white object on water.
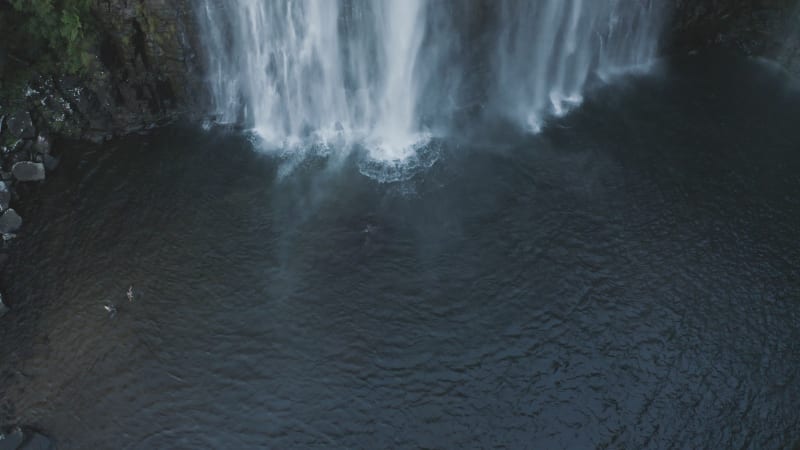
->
[103,304,117,318]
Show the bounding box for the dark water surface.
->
[2,55,800,449]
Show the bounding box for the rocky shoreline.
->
[0,112,52,319]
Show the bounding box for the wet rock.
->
[85,131,112,144]
[0,427,54,450]
[0,181,9,211]
[0,0,206,141]
[0,209,22,234]
[12,162,45,182]
[4,151,30,174]
[18,432,54,450]
[0,427,24,449]
[33,135,51,154]
[42,154,60,172]
[1,139,24,156]
[6,111,35,139]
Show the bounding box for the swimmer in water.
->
[127,285,134,302]
[104,304,117,318]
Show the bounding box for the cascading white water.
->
[198,0,664,158]
[369,0,428,159]
[199,1,349,145]
[198,0,441,159]
[493,0,664,132]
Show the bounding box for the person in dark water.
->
[127,285,134,302]
[103,304,117,318]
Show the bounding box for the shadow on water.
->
[1,54,799,448]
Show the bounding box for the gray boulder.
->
[12,162,45,182]
[6,111,35,139]
[0,181,9,211]
[0,209,22,234]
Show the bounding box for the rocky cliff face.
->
[668,0,800,75]
[90,0,206,137]
[0,0,205,146]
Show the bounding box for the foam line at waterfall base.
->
[357,135,442,184]
[204,121,442,184]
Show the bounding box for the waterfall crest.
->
[198,0,664,157]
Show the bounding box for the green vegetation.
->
[2,0,97,75]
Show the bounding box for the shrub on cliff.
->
[4,0,96,74]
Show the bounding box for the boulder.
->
[0,181,9,211]
[6,111,35,139]
[5,151,31,173]
[12,162,45,182]
[33,135,51,154]
[2,139,24,156]
[0,209,22,234]
[43,154,60,172]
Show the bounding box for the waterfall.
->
[198,1,352,145]
[197,0,664,157]
[197,0,451,159]
[493,0,664,131]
